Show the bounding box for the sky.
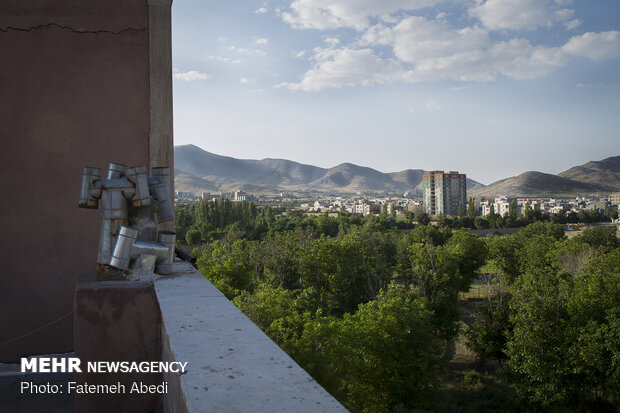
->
[171,0,620,185]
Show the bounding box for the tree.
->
[505,267,576,407]
[293,285,445,412]
[474,216,489,229]
[509,199,517,221]
[604,206,618,221]
[185,227,202,245]
[380,203,388,220]
[405,210,414,223]
[467,293,512,362]
[575,226,619,252]
[506,249,620,409]
[486,234,521,284]
[195,239,256,299]
[416,212,431,226]
[468,197,477,219]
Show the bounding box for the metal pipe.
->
[175,247,196,264]
[126,166,151,207]
[109,226,139,270]
[78,167,102,209]
[151,183,174,223]
[106,162,127,180]
[155,231,176,274]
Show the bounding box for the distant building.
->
[422,171,467,216]
[175,191,196,199]
[609,193,620,206]
[352,200,381,216]
[481,196,524,217]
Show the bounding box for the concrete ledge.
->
[155,262,347,413]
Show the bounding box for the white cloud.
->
[281,0,443,30]
[562,31,620,61]
[469,0,576,31]
[240,77,254,84]
[563,19,582,30]
[228,45,267,57]
[364,17,566,82]
[323,37,340,46]
[255,37,269,45]
[278,47,406,91]
[390,17,490,63]
[295,50,307,57]
[174,70,211,81]
[254,7,268,14]
[278,3,618,92]
[205,55,242,64]
[425,100,441,111]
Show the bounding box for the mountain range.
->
[174,144,619,197]
[468,156,620,197]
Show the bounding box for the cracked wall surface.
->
[0,0,154,361]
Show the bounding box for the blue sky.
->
[171,0,620,184]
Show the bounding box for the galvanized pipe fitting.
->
[79,167,102,209]
[151,167,171,193]
[126,166,151,207]
[109,226,139,270]
[151,183,174,223]
[155,231,176,274]
[106,162,127,180]
[80,162,175,279]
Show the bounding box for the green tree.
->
[185,227,202,245]
[509,199,517,221]
[293,285,444,412]
[468,197,477,218]
[574,225,619,252]
[195,239,256,299]
[416,212,431,226]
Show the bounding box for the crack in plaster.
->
[0,22,146,34]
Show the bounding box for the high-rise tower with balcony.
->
[422,171,467,215]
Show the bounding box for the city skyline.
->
[171,0,620,185]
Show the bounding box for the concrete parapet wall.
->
[155,262,348,413]
[74,262,347,412]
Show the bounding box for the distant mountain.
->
[469,171,604,198]
[307,163,401,192]
[174,144,484,194]
[558,156,620,191]
[470,156,620,198]
[174,145,326,188]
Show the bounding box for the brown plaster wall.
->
[0,1,151,361]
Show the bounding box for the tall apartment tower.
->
[422,171,467,215]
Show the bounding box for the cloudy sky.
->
[171,0,620,184]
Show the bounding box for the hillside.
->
[558,156,620,190]
[174,144,484,194]
[469,171,604,198]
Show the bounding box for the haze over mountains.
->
[174,145,619,197]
